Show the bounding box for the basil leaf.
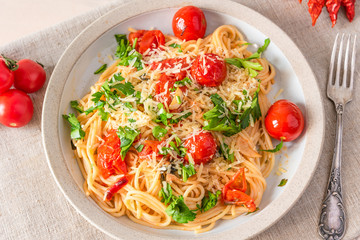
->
[63,114,85,140]
[165,195,196,223]
[181,163,196,182]
[153,126,167,140]
[117,126,140,159]
[260,138,283,153]
[70,100,84,113]
[197,191,221,213]
[278,178,288,187]
[94,64,107,74]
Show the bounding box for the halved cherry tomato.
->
[190,53,227,87]
[97,129,128,179]
[138,140,164,161]
[222,168,256,212]
[183,131,217,164]
[0,58,16,94]
[264,99,305,142]
[155,73,187,108]
[129,30,165,54]
[150,58,189,81]
[104,176,129,201]
[172,6,207,41]
[13,59,46,93]
[0,89,33,128]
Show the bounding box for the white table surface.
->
[0,0,113,46]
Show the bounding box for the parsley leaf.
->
[169,142,187,158]
[155,103,173,126]
[278,178,288,187]
[153,126,168,140]
[94,64,107,74]
[181,163,196,182]
[260,138,283,153]
[114,34,131,58]
[170,77,192,92]
[219,143,235,162]
[117,126,140,159]
[70,100,84,113]
[197,191,221,213]
[128,118,136,123]
[136,144,144,152]
[63,114,85,140]
[165,195,196,223]
[169,112,192,124]
[159,182,174,205]
[114,34,143,70]
[169,43,182,52]
[110,73,125,83]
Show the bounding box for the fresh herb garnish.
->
[159,182,174,205]
[261,138,284,153]
[153,126,168,140]
[94,64,107,74]
[117,126,140,159]
[155,103,173,126]
[169,112,192,124]
[63,114,85,140]
[136,144,144,153]
[114,34,143,70]
[196,190,221,213]
[278,178,288,187]
[169,43,182,52]
[128,118,136,123]
[219,143,235,162]
[70,100,84,113]
[181,163,196,182]
[170,77,192,92]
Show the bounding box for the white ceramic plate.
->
[42,0,325,239]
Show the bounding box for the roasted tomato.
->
[155,73,187,107]
[97,129,128,178]
[172,6,207,41]
[190,53,227,87]
[183,131,217,164]
[138,140,164,161]
[104,176,129,201]
[264,99,305,142]
[129,30,165,54]
[150,58,189,81]
[222,168,256,212]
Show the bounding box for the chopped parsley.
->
[181,163,196,182]
[197,191,221,213]
[155,103,173,126]
[278,178,288,187]
[219,143,235,162]
[153,126,168,140]
[261,138,284,153]
[169,112,192,124]
[170,77,192,92]
[114,34,143,70]
[136,144,144,153]
[70,100,84,113]
[128,118,136,123]
[117,126,140,159]
[94,64,107,74]
[159,182,174,205]
[63,114,85,140]
[169,43,182,52]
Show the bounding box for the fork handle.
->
[318,103,346,239]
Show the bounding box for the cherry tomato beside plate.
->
[0,57,17,94]
[0,89,34,128]
[183,131,217,165]
[191,53,227,87]
[13,59,46,93]
[97,129,128,179]
[129,30,165,54]
[264,99,304,142]
[172,6,207,41]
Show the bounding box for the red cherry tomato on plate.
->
[264,99,305,142]
[0,89,34,128]
[97,129,128,179]
[0,57,17,94]
[129,30,165,54]
[183,131,217,164]
[172,6,207,41]
[13,59,46,93]
[191,53,227,87]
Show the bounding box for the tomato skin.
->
[138,140,164,161]
[150,58,189,81]
[190,53,227,87]
[97,129,128,179]
[0,59,14,94]
[13,59,46,93]
[264,99,305,142]
[104,176,128,201]
[0,89,33,128]
[172,6,207,41]
[183,131,217,165]
[129,30,165,54]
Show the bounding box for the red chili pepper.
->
[342,0,355,22]
[104,176,128,201]
[326,0,342,27]
[308,0,326,26]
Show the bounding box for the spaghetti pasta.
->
[68,24,276,233]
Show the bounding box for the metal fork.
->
[318,33,357,240]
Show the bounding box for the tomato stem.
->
[1,54,18,71]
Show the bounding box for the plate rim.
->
[41,0,325,239]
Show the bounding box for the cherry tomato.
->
[97,129,128,179]
[222,168,256,212]
[0,57,17,94]
[104,176,129,201]
[129,30,165,54]
[183,131,217,164]
[13,59,46,93]
[0,89,33,128]
[172,6,207,41]
[190,53,227,87]
[150,58,189,80]
[264,99,305,142]
[138,140,164,161]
